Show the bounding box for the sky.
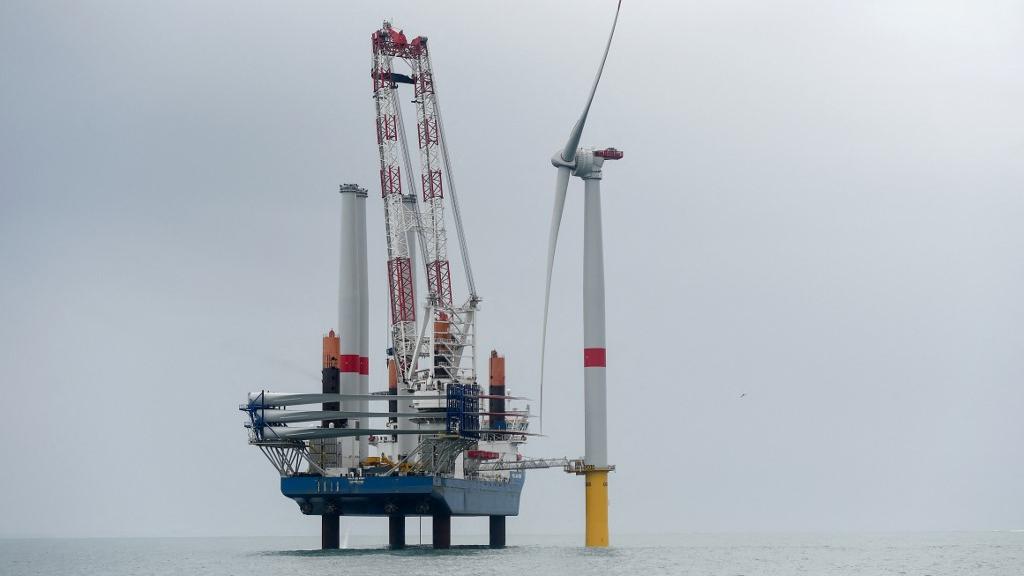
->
[1,0,1022,539]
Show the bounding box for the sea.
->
[2,532,1022,576]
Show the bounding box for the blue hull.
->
[281,472,525,517]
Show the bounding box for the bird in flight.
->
[739,393,746,398]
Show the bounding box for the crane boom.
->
[425,49,476,300]
[371,22,479,391]
[410,43,453,309]
[371,26,418,378]
[370,20,481,391]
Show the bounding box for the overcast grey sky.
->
[1,0,1022,539]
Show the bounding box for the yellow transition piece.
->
[584,470,609,547]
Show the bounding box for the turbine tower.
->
[541,0,623,548]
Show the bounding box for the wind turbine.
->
[540,0,623,548]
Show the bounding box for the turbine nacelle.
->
[551,147,624,180]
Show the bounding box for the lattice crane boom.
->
[410,47,454,309]
[371,27,418,378]
[371,22,478,389]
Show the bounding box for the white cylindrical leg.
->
[356,188,369,461]
[338,185,361,468]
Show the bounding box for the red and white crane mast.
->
[371,27,418,378]
[411,49,452,309]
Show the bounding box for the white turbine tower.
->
[540,0,623,548]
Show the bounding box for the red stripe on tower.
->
[358,357,370,376]
[339,354,361,373]
[583,348,606,368]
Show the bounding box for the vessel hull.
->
[281,473,524,517]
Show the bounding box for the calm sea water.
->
[2,532,1022,576]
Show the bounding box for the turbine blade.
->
[540,165,572,433]
[559,0,623,163]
